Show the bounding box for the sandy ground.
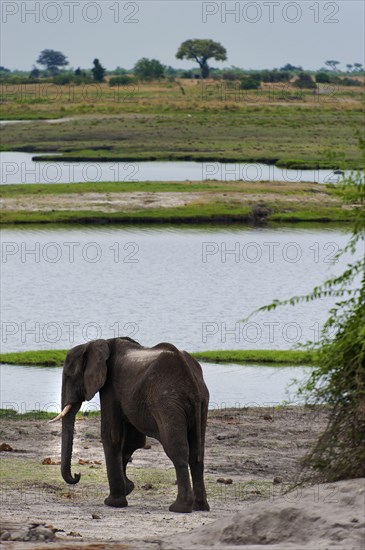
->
[1,406,364,549]
[0,190,339,213]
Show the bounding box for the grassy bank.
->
[0,348,316,367]
[0,180,355,225]
[1,80,364,169]
[0,180,340,197]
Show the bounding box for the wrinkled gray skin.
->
[60,337,210,513]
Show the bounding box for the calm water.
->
[0,152,343,185]
[0,363,310,412]
[1,226,359,354]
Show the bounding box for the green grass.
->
[0,348,315,367]
[1,104,364,169]
[0,203,255,225]
[0,180,327,197]
[0,349,67,366]
[0,204,354,225]
[1,179,355,225]
[193,349,316,365]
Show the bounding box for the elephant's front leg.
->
[100,401,128,507]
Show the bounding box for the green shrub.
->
[240,77,261,90]
[222,71,241,81]
[315,72,332,83]
[261,70,290,83]
[109,75,135,86]
[339,77,362,86]
[294,72,317,89]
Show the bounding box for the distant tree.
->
[0,66,10,73]
[176,39,227,79]
[74,67,82,76]
[36,49,68,76]
[109,75,135,86]
[240,75,261,90]
[261,70,290,83]
[325,60,340,72]
[353,63,364,73]
[114,67,128,75]
[294,72,316,89]
[165,65,178,76]
[29,66,40,78]
[133,58,165,80]
[280,63,302,71]
[346,64,353,73]
[315,72,332,84]
[91,59,106,82]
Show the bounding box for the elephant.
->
[50,337,210,513]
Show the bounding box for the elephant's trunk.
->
[61,405,81,485]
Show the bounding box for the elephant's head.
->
[50,339,110,485]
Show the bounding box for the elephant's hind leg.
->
[160,426,194,513]
[188,415,210,511]
[122,423,146,495]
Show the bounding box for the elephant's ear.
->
[84,340,110,401]
[64,344,86,376]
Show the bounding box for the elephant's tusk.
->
[48,404,72,424]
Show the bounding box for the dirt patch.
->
[1,407,363,548]
[0,190,338,213]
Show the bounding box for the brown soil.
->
[1,407,363,548]
[0,190,338,213]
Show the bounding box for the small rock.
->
[29,524,57,541]
[223,478,233,485]
[351,518,359,523]
[273,476,283,484]
[67,531,82,537]
[9,530,29,541]
[78,458,90,465]
[1,532,10,541]
[142,483,154,490]
[93,460,102,465]
[263,414,273,421]
[216,433,236,441]
[0,442,13,452]
[217,478,225,484]
[92,513,101,520]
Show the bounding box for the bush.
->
[52,73,92,85]
[222,71,241,81]
[315,72,332,83]
[181,70,193,79]
[52,74,73,85]
[339,77,362,86]
[109,75,135,86]
[260,70,290,83]
[294,72,317,89]
[133,58,165,81]
[240,77,261,90]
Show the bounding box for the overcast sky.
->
[1,1,364,71]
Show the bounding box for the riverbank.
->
[1,406,363,549]
[0,349,315,367]
[1,81,364,169]
[0,406,326,546]
[0,180,355,225]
